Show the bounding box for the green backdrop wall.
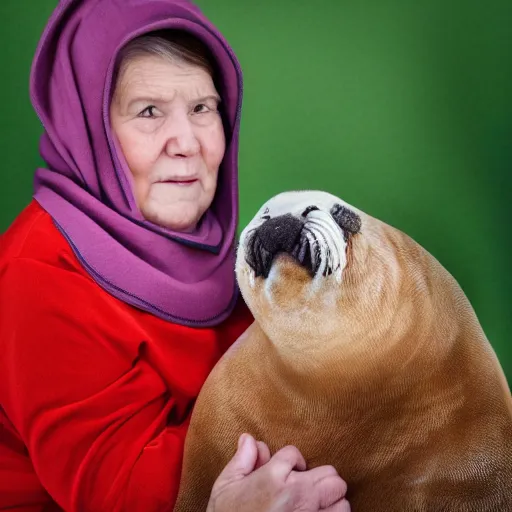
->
[0,1,510,382]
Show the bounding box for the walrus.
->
[174,190,512,512]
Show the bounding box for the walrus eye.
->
[330,204,362,236]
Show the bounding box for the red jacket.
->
[0,201,253,512]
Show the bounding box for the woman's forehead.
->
[115,55,218,99]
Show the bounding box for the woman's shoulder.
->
[0,200,254,333]
[0,200,80,273]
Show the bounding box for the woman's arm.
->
[0,257,187,511]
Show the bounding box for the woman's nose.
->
[164,114,200,158]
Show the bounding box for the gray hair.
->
[115,30,215,82]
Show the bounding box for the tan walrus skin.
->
[174,190,512,512]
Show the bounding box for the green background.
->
[0,1,510,382]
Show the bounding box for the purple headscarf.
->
[30,0,243,327]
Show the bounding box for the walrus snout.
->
[245,214,310,278]
[256,214,304,255]
[241,193,360,282]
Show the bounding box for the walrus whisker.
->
[244,231,257,273]
[297,237,310,264]
[299,228,316,276]
[305,211,346,282]
[245,231,270,278]
[260,249,275,279]
[305,222,335,279]
[303,227,322,276]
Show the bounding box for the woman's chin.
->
[141,201,202,233]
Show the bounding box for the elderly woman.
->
[0,1,348,511]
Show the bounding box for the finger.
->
[255,440,271,469]
[303,464,339,484]
[322,498,351,512]
[216,433,258,482]
[267,445,307,479]
[316,475,348,509]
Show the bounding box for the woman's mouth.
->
[159,178,199,186]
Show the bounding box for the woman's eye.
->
[138,106,158,118]
[193,103,210,114]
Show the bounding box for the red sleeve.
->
[0,257,188,511]
[0,417,52,512]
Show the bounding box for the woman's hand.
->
[206,433,350,512]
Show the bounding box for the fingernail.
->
[238,433,247,449]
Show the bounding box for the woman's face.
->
[110,54,225,232]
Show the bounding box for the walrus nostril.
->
[256,214,304,255]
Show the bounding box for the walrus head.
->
[243,197,361,281]
[236,190,462,364]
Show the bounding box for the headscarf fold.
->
[30,0,243,326]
